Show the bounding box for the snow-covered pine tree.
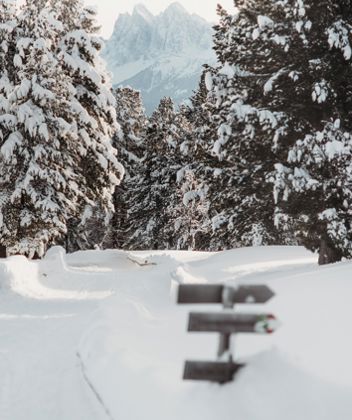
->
[271,0,352,264]
[181,68,210,126]
[173,165,210,250]
[50,0,81,31]
[125,97,189,250]
[0,0,16,89]
[0,0,17,257]
[202,0,352,263]
[113,87,147,179]
[105,87,147,249]
[180,66,219,164]
[192,3,294,250]
[0,0,86,257]
[173,71,217,250]
[51,0,124,251]
[162,105,198,250]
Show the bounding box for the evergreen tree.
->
[0,0,84,257]
[173,165,210,250]
[213,0,352,263]
[0,0,16,90]
[181,67,210,126]
[161,103,195,249]
[0,0,123,257]
[50,0,82,31]
[0,0,17,257]
[275,121,352,264]
[113,87,147,179]
[125,97,189,250]
[201,0,352,263]
[193,3,291,250]
[173,73,216,250]
[51,0,124,251]
[105,87,147,249]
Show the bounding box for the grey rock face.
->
[103,2,216,114]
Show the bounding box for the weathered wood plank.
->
[178,284,223,304]
[188,312,278,334]
[183,361,244,383]
[218,333,231,358]
[178,284,275,304]
[234,285,275,304]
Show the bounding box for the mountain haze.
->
[103,2,216,113]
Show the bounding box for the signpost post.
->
[178,283,278,384]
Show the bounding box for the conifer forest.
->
[1,0,352,266]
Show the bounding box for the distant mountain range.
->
[103,2,216,114]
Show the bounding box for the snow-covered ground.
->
[0,246,352,419]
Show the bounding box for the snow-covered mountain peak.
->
[163,2,188,16]
[132,3,154,23]
[103,2,216,113]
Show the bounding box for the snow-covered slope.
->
[1,246,352,419]
[103,3,216,113]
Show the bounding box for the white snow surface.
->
[1,246,352,419]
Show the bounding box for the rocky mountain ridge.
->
[103,2,216,113]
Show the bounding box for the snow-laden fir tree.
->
[201,0,352,263]
[181,68,210,127]
[0,0,86,257]
[275,121,352,264]
[191,3,295,251]
[159,126,207,250]
[0,0,17,257]
[174,71,218,250]
[113,87,147,179]
[50,0,82,31]
[105,87,147,249]
[180,66,219,166]
[51,0,124,251]
[242,0,352,264]
[125,97,190,250]
[0,0,16,87]
[173,165,210,250]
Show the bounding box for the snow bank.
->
[76,247,352,420]
[1,246,352,419]
[0,256,38,297]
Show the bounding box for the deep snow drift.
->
[0,246,352,419]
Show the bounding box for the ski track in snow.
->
[1,246,351,419]
[0,306,101,420]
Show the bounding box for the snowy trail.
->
[0,248,185,420]
[0,305,102,420]
[0,246,351,420]
[0,249,130,420]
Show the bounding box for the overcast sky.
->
[84,1,235,38]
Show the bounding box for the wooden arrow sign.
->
[178,284,275,305]
[188,312,279,334]
[179,283,279,384]
[178,284,223,304]
[183,361,244,383]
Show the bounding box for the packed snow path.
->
[0,246,352,420]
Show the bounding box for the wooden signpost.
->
[178,283,278,384]
[178,284,275,305]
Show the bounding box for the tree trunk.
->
[318,235,342,265]
[0,245,6,259]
